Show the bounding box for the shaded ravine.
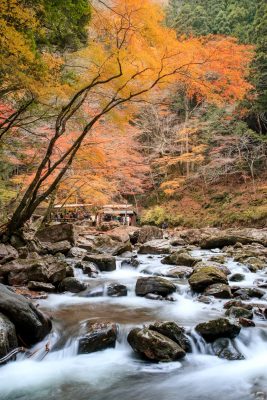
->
[0,248,267,400]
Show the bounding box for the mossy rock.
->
[188,266,228,293]
[195,318,241,342]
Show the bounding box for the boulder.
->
[121,256,140,268]
[127,327,186,362]
[200,235,252,250]
[239,318,255,327]
[195,318,241,342]
[204,283,232,299]
[58,277,87,293]
[162,266,193,279]
[35,223,76,245]
[0,254,67,286]
[0,283,51,345]
[0,313,18,358]
[229,273,245,282]
[188,266,228,293]
[225,306,253,320]
[234,287,265,299]
[224,300,253,310]
[0,244,18,265]
[135,277,176,297]
[83,254,116,272]
[138,226,163,244]
[65,265,74,277]
[42,240,72,255]
[212,338,244,360]
[106,283,127,297]
[138,239,170,255]
[92,235,132,256]
[67,247,87,258]
[149,321,190,352]
[27,281,55,292]
[106,226,139,243]
[81,262,99,277]
[194,261,231,276]
[161,251,199,267]
[78,322,117,354]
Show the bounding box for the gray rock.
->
[36,223,76,245]
[83,254,116,271]
[135,277,176,297]
[195,318,241,342]
[161,251,199,267]
[225,306,253,320]
[67,247,87,258]
[138,226,163,244]
[27,281,55,292]
[0,313,18,358]
[204,283,232,299]
[212,338,244,360]
[78,322,117,354]
[42,240,71,255]
[189,266,228,293]
[0,283,51,346]
[107,283,127,297]
[58,277,87,293]
[138,239,170,255]
[234,287,265,299]
[0,244,18,265]
[0,254,67,286]
[229,273,245,282]
[149,321,190,352]
[127,327,186,361]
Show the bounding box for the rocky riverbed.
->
[0,224,267,400]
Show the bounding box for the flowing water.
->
[1,248,267,400]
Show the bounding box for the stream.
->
[1,247,267,400]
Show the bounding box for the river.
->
[0,247,267,400]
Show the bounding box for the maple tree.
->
[1,0,253,237]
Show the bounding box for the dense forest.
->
[0,0,266,234]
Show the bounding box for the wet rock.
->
[127,327,186,362]
[67,247,87,258]
[107,283,127,297]
[225,306,253,320]
[229,273,245,282]
[194,262,231,276]
[0,244,18,265]
[138,225,163,244]
[224,300,253,310]
[212,338,244,360]
[80,262,99,277]
[0,283,52,346]
[92,235,132,256]
[161,251,200,267]
[149,321,190,352]
[198,295,212,304]
[135,277,176,297]
[163,266,193,279]
[239,317,255,327]
[234,288,265,299]
[188,266,228,293]
[27,281,55,292]
[0,254,67,286]
[204,283,232,299]
[83,254,116,271]
[121,256,140,268]
[246,257,266,272]
[36,223,76,246]
[42,240,72,255]
[209,255,226,264]
[200,231,263,249]
[0,313,18,358]
[78,322,117,354]
[58,277,87,293]
[65,265,74,277]
[195,318,241,342]
[138,239,170,255]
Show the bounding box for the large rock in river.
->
[78,322,117,354]
[58,277,87,293]
[195,318,241,342]
[36,223,76,246]
[0,254,67,286]
[135,277,176,297]
[0,244,18,265]
[161,251,200,267]
[149,321,190,352]
[188,266,228,293]
[138,226,163,244]
[83,254,116,271]
[127,327,186,361]
[0,283,52,346]
[204,283,232,299]
[0,313,18,358]
[138,239,170,255]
